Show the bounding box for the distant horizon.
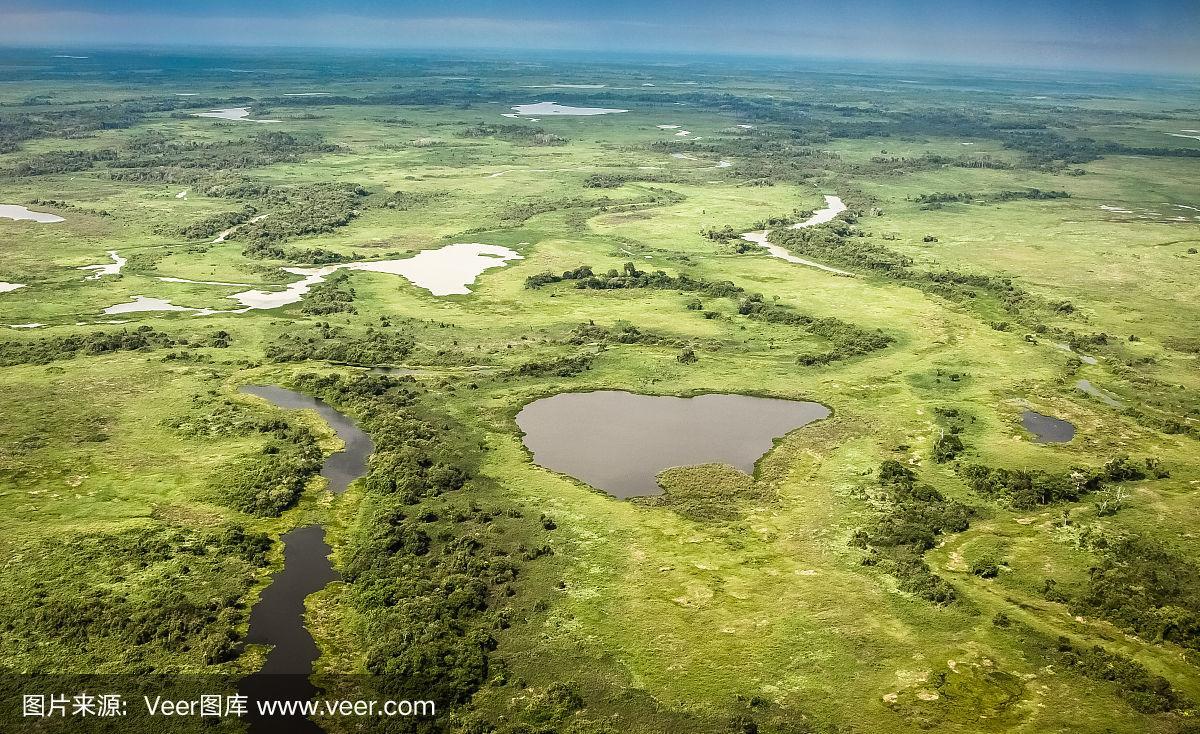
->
[2,42,1197,80]
[2,1,1197,75]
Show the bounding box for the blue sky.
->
[3,1,1197,73]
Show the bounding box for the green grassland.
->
[0,49,1198,733]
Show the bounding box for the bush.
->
[513,353,594,377]
[267,324,414,366]
[0,326,178,366]
[222,425,324,516]
[1071,534,1200,652]
[932,432,964,462]
[850,460,973,605]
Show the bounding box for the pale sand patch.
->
[657,125,680,129]
[1166,132,1200,141]
[674,130,692,137]
[0,282,27,293]
[79,251,126,280]
[176,189,188,199]
[0,204,64,223]
[1099,205,1133,214]
[283,92,331,96]
[10,323,44,329]
[736,124,755,129]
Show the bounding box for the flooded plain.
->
[508,102,628,116]
[101,243,522,316]
[193,106,280,122]
[79,251,126,280]
[516,390,830,498]
[347,243,522,295]
[1076,379,1123,408]
[0,204,64,223]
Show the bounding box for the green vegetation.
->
[0,525,270,669]
[0,326,181,366]
[0,48,1198,734]
[650,464,761,521]
[266,324,415,365]
[852,461,972,604]
[960,455,1167,509]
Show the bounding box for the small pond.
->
[516,390,830,498]
[1021,410,1076,443]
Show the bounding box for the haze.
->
[2,0,1198,74]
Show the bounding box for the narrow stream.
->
[237,385,374,733]
[739,194,854,275]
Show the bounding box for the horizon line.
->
[2,42,1198,79]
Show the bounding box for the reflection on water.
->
[516,390,830,498]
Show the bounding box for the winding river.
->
[237,385,374,733]
[740,195,853,276]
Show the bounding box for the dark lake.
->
[1021,410,1076,443]
[515,390,830,498]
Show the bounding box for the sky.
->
[2,0,1197,74]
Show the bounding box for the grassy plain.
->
[0,49,1198,733]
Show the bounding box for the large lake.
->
[516,390,830,498]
